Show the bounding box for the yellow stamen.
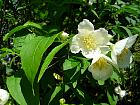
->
[81,34,96,50]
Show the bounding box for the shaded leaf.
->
[49,86,62,104]
[107,91,117,105]
[120,26,132,36]
[3,22,42,41]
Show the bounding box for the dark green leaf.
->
[3,22,42,41]
[49,86,62,104]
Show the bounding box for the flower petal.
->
[125,34,138,48]
[115,86,121,94]
[82,49,101,59]
[111,46,117,64]
[94,28,112,47]
[0,89,9,105]
[100,46,110,54]
[117,48,132,68]
[113,37,128,55]
[88,55,113,81]
[70,35,80,54]
[78,19,94,34]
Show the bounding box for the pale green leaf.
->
[63,58,80,70]
[98,80,105,85]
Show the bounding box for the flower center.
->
[94,57,107,70]
[117,48,128,60]
[79,34,96,50]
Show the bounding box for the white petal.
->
[119,90,126,98]
[88,0,94,5]
[113,37,128,55]
[70,35,80,54]
[0,89,9,105]
[88,56,113,81]
[94,28,112,47]
[117,49,132,68]
[100,46,110,54]
[70,45,80,54]
[111,48,118,64]
[78,19,94,34]
[125,34,138,48]
[61,31,69,40]
[82,49,101,59]
[115,86,121,94]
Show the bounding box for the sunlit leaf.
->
[21,34,58,85]
[6,76,27,105]
[63,58,80,70]
[38,39,70,82]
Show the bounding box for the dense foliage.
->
[0,0,140,105]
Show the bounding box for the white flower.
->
[88,53,113,81]
[88,0,94,5]
[0,89,9,105]
[115,86,127,98]
[111,35,138,68]
[60,31,69,40]
[70,19,112,59]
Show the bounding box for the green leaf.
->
[73,81,77,88]
[81,58,90,74]
[91,10,99,19]
[98,80,105,85]
[21,34,58,85]
[38,39,70,82]
[120,26,132,36]
[13,36,26,51]
[107,91,117,105]
[0,0,3,8]
[3,22,42,41]
[49,86,62,104]
[130,27,140,33]
[3,26,26,41]
[111,71,121,83]
[6,76,27,105]
[76,88,85,98]
[23,21,42,29]
[63,58,80,70]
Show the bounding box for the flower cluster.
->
[70,19,138,83]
